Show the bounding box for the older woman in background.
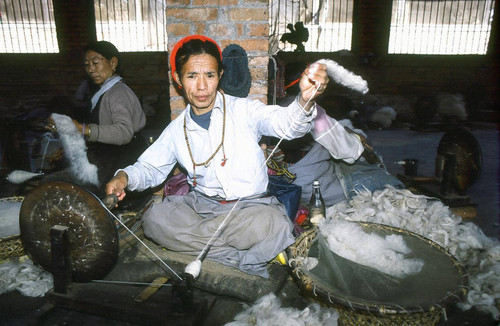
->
[46,41,146,196]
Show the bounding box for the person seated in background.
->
[262,62,404,207]
[45,41,147,197]
[105,35,329,278]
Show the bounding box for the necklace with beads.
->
[184,95,227,187]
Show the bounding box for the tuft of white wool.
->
[184,259,202,279]
[52,113,98,186]
[327,185,500,320]
[225,293,339,326]
[436,92,467,120]
[6,170,44,184]
[0,257,53,297]
[318,219,424,278]
[315,59,369,94]
[370,106,397,128]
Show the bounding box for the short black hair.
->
[175,39,223,77]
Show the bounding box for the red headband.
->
[170,35,222,85]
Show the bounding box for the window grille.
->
[389,0,495,55]
[94,0,167,52]
[269,0,354,53]
[0,0,58,53]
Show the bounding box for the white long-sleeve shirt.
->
[311,105,364,164]
[122,92,317,200]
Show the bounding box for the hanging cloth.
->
[220,44,251,98]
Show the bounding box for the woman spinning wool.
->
[105,35,329,278]
[45,41,146,193]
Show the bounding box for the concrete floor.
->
[0,124,498,325]
[366,124,499,240]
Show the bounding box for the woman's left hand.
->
[72,119,84,135]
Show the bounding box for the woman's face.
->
[84,50,117,86]
[175,53,222,115]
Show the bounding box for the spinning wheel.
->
[397,128,482,217]
[20,181,119,282]
[436,127,482,195]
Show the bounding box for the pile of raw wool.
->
[326,185,500,319]
[0,256,52,297]
[0,201,53,297]
[318,218,424,278]
[225,292,339,326]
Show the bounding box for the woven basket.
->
[0,196,25,260]
[288,224,468,326]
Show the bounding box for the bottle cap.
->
[313,180,320,186]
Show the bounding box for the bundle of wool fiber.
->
[0,257,53,297]
[327,185,500,319]
[370,106,397,128]
[315,59,369,94]
[318,218,424,278]
[436,92,467,121]
[52,113,98,186]
[225,292,339,326]
[6,170,44,184]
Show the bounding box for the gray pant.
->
[142,191,295,278]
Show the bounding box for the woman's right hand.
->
[105,171,129,202]
[46,118,57,133]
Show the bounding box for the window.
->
[389,0,496,55]
[269,0,354,53]
[94,0,167,52]
[0,0,58,53]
